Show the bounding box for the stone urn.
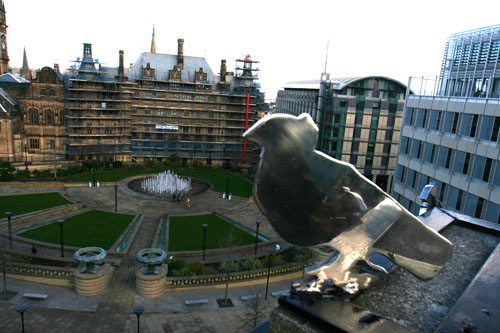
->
[135,248,168,298]
[73,247,112,296]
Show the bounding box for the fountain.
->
[127,170,211,198]
[73,247,113,296]
[141,170,191,196]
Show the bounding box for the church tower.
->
[0,1,9,74]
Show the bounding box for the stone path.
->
[0,180,288,332]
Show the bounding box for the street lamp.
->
[5,212,12,250]
[254,220,261,255]
[226,173,230,197]
[114,184,118,212]
[202,224,208,261]
[16,304,28,333]
[58,219,65,257]
[265,244,280,300]
[132,305,144,333]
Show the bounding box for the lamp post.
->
[5,212,12,250]
[254,219,261,255]
[16,304,28,333]
[202,224,208,260]
[265,244,280,300]
[58,219,65,258]
[114,184,118,212]
[132,305,144,333]
[226,173,230,197]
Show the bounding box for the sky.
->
[4,0,500,100]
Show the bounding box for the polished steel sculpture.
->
[244,113,453,295]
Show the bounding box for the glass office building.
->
[392,24,500,223]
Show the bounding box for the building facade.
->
[392,24,500,223]
[275,75,406,192]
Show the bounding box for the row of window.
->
[399,137,500,185]
[404,108,500,143]
[393,166,500,223]
[28,139,65,150]
[27,108,65,126]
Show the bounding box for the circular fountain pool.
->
[127,171,210,198]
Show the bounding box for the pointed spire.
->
[150,25,156,53]
[21,47,31,80]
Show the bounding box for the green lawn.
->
[0,192,72,216]
[19,210,135,249]
[70,168,254,198]
[171,168,253,198]
[168,214,257,251]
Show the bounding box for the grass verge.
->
[0,192,71,216]
[168,213,256,251]
[18,210,135,249]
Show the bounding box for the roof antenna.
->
[324,39,329,73]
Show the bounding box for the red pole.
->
[241,93,250,163]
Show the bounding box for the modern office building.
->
[392,24,500,223]
[275,75,407,192]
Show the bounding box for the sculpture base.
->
[270,296,411,332]
[135,264,167,298]
[74,263,114,296]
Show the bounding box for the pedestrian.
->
[186,197,190,208]
[31,246,37,254]
[178,193,182,203]
[172,193,176,202]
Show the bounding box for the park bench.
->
[184,299,208,307]
[241,294,262,302]
[271,290,290,297]
[23,293,48,301]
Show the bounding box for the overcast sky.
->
[5,0,500,100]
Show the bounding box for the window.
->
[59,110,65,125]
[395,164,406,183]
[29,138,40,149]
[486,202,500,223]
[437,147,452,169]
[479,116,500,142]
[423,143,436,163]
[428,110,442,131]
[460,114,479,137]
[415,109,428,128]
[28,108,39,124]
[43,109,55,125]
[399,136,409,155]
[403,108,414,126]
[45,139,55,150]
[443,112,459,134]
[410,139,422,159]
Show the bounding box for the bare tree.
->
[218,228,240,306]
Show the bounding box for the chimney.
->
[118,50,124,78]
[54,64,60,73]
[177,38,184,70]
[220,59,227,82]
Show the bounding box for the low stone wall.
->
[166,261,314,289]
[2,262,74,287]
[74,263,115,296]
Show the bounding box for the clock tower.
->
[0,0,9,74]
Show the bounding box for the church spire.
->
[150,25,156,53]
[21,47,31,80]
[0,0,9,74]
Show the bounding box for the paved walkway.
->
[0,180,291,332]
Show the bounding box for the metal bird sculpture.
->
[244,113,453,295]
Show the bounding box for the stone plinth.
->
[74,263,114,296]
[135,264,168,298]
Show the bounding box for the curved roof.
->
[333,76,407,91]
[284,76,407,91]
